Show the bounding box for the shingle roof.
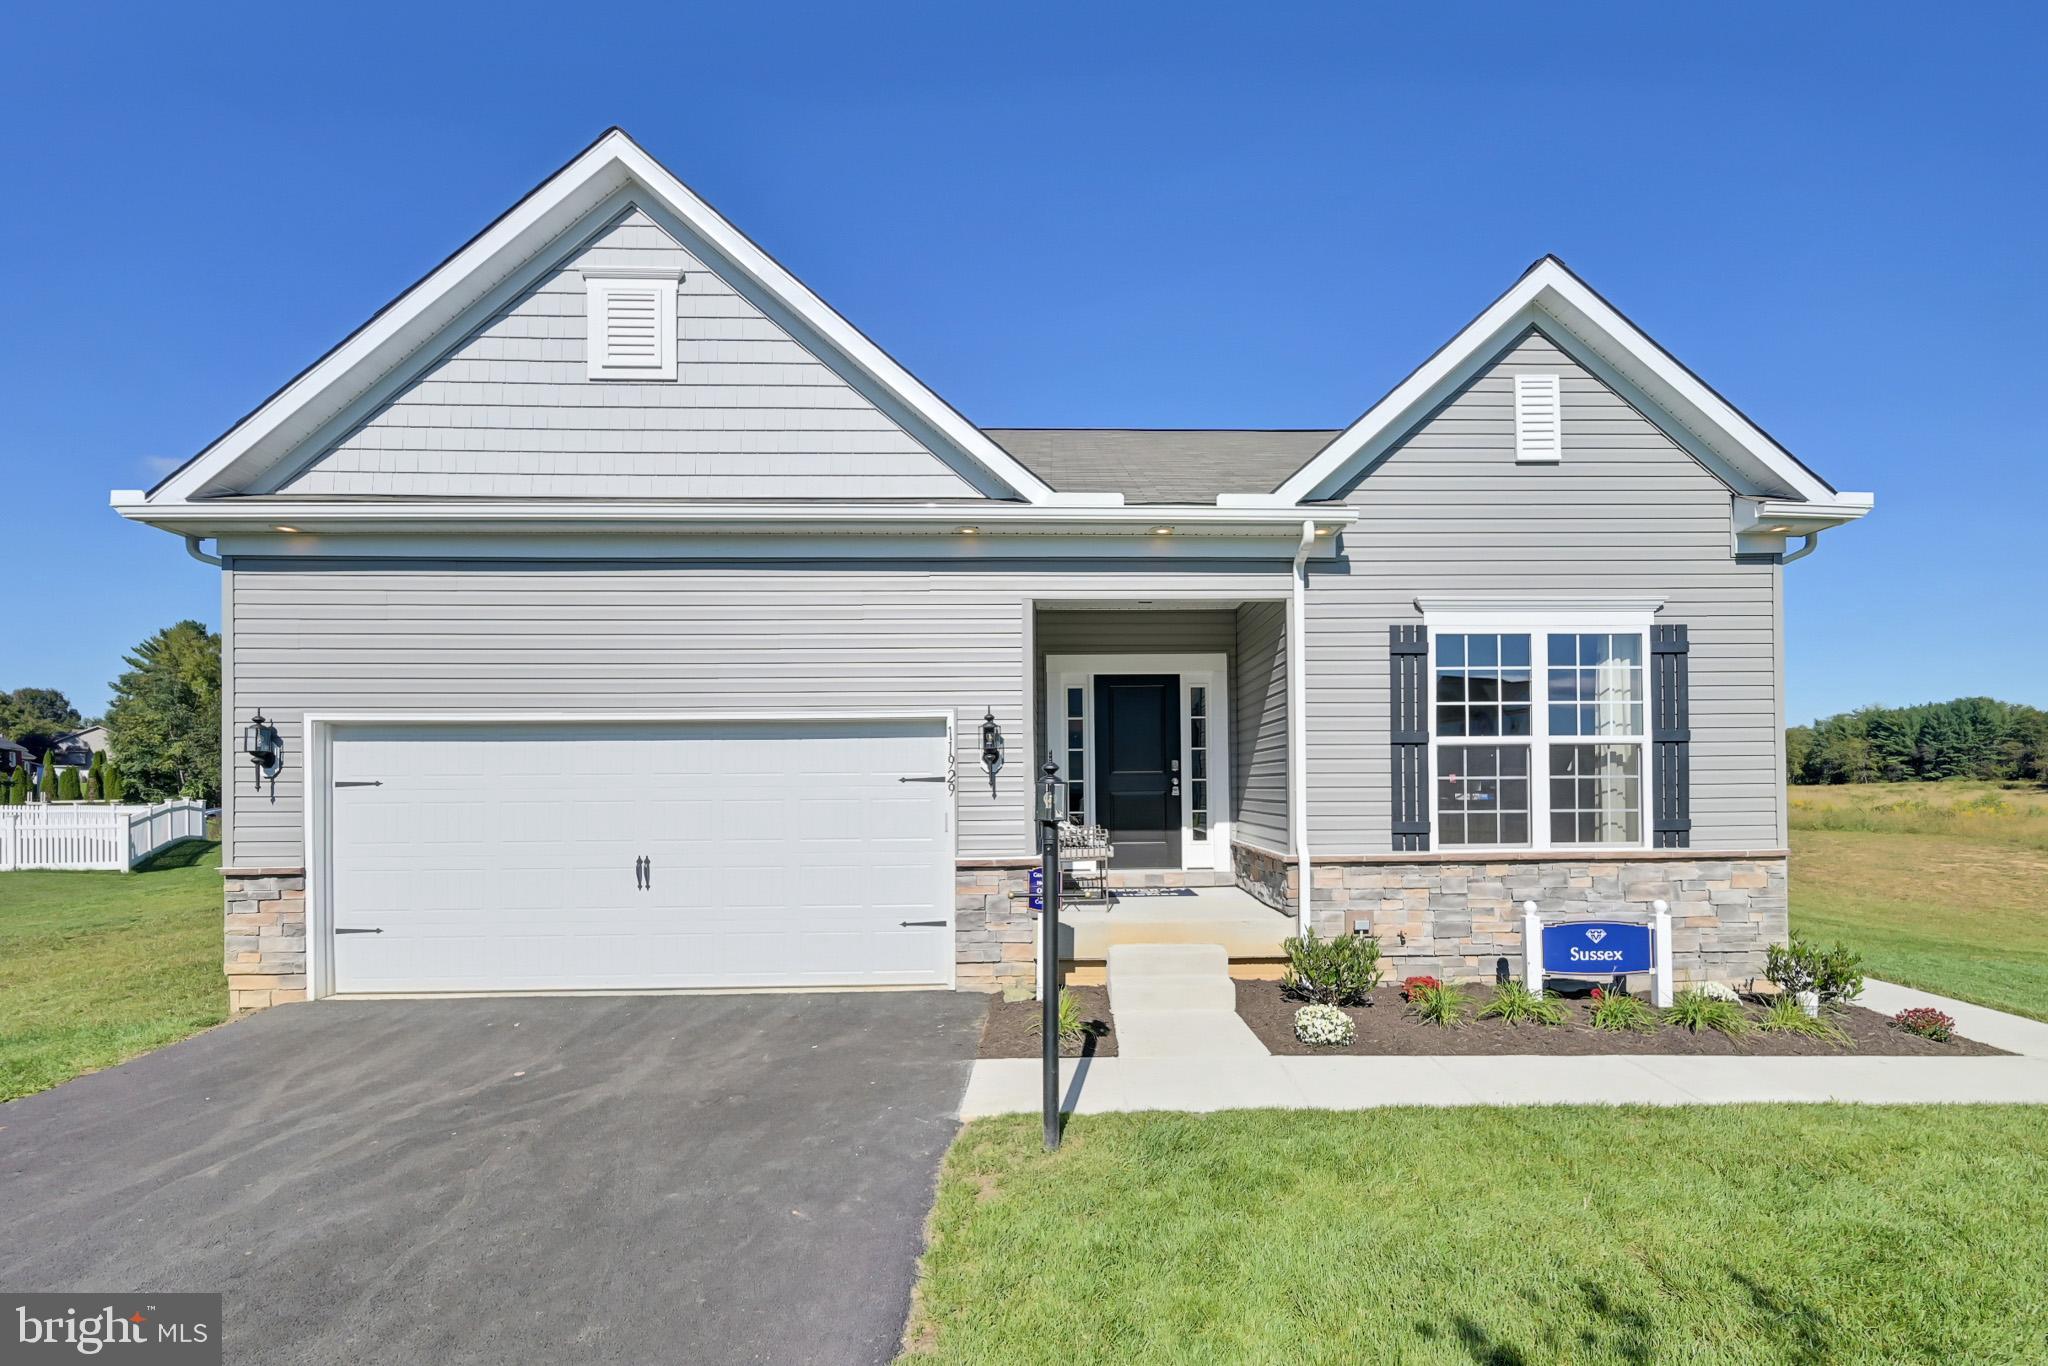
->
[981,429,1338,505]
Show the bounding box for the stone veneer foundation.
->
[1302,851,1791,985]
[232,852,1782,1009]
[223,867,308,1012]
[954,861,1040,994]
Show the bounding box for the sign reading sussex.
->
[1541,919,1655,976]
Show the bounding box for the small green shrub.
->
[1666,989,1750,1038]
[1405,980,1468,1027]
[1282,929,1384,1006]
[56,767,81,801]
[1766,935,1865,1009]
[103,762,126,803]
[1587,987,1659,1033]
[1758,996,1851,1045]
[1477,980,1567,1026]
[1294,1003,1356,1047]
[1025,990,1088,1048]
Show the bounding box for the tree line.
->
[2,620,221,805]
[1789,697,2048,785]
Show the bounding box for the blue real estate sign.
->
[1542,920,1654,976]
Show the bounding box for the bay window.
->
[1428,618,1652,850]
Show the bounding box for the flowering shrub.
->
[1696,981,1741,1003]
[1891,1007,1956,1043]
[1405,980,1469,1027]
[1401,976,1441,1002]
[1294,1003,1356,1047]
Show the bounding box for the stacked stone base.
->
[224,868,308,1011]
[954,862,1039,994]
[1310,853,1789,986]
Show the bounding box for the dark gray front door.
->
[1094,675,1181,869]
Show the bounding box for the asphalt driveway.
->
[0,991,987,1364]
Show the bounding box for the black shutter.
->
[1651,623,1691,849]
[1390,624,1430,852]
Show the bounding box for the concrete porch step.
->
[1108,973,1239,1013]
[1107,943,1228,977]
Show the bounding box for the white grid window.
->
[1429,624,1650,850]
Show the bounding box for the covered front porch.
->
[1031,600,1300,976]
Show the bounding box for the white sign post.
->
[1523,899,1674,1007]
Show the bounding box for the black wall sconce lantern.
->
[980,707,1003,774]
[243,709,282,796]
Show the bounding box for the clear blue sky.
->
[5,1,2042,722]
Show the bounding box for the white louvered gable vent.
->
[583,271,680,380]
[1514,373,1563,463]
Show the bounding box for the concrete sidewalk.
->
[960,980,2048,1117]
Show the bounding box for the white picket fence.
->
[0,800,211,872]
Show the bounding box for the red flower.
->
[1591,987,1605,1001]
[1401,975,1442,1002]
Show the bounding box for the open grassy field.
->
[1790,782,2048,1021]
[0,840,226,1101]
[907,1108,2048,1363]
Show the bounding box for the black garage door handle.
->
[899,919,947,927]
[335,927,383,935]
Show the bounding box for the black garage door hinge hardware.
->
[899,919,947,927]
[335,780,383,788]
[335,927,383,935]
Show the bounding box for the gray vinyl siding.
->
[1307,327,1783,853]
[273,207,983,501]
[1232,601,1289,851]
[225,559,1293,869]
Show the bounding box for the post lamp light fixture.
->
[979,707,1003,773]
[1037,753,1064,1150]
[243,709,282,794]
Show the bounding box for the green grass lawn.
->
[907,1108,2048,1363]
[1789,782,2048,1021]
[0,839,226,1101]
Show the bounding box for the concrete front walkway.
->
[960,979,2048,1117]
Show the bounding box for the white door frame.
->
[1042,653,1231,872]
[301,709,958,1000]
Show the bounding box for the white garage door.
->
[325,720,953,994]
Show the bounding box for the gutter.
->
[110,492,1360,539]
[1288,520,1315,938]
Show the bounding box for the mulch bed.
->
[1237,982,2006,1057]
[978,985,1118,1059]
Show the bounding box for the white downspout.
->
[1780,530,1822,563]
[1289,520,1315,938]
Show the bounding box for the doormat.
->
[1111,887,1199,898]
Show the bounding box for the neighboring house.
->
[46,724,108,769]
[113,129,1872,1012]
[0,735,32,776]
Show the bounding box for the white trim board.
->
[1042,653,1232,873]
[299,708,958,1001]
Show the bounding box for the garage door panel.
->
[328,720,951,993]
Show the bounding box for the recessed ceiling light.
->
[1152,525,1174,535]
[957,525,980,535]
[273,525,302,533]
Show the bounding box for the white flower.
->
[1697,981,1740,1002]
[1294,1003,1356,1046]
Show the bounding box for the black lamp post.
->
[1038,753,1063,1150]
